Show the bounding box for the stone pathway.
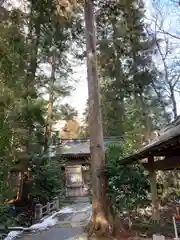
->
[19,203,91,240]
[20,227,83,240]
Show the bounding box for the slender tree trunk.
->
[152,81,169,122]
[48,51,56,145]
[21,2,41,200]
[84,0,112,237]
[140,94,152,141]
[155,33,177,121]
[113,23,125,136]
[169,83,177,120]
[26,3,40,99]
[134,92,152,143]
[44,51,56,152]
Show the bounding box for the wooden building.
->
[119,116,180,232]
[59,137,122,199]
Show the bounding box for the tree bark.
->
[44,51,56,152]
[48,51,56,146]
[84,0,112,237]
[25,2,40,98]
[21,2,41,199]
[169,82,177,120]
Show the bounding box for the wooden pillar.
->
[148,156,160,225]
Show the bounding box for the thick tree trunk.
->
[84,0,112,237]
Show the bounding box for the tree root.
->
[86,214,113,238]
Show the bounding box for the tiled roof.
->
[119,116,180,165]
[61,137,123,155]
[142,116,180,151]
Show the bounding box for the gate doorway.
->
[65,165,88,197]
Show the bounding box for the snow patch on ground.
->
[29,215,57,231]
[4,206,75,240]
[4,230,22,240]
[58,206,74,214]
[29,206,74,231]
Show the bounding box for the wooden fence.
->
[34,197,60,221]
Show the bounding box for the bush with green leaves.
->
[0,117,14,223]
[106,145,150,213]
[31,155,65,204]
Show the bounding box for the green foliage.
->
[95,0,170,139]
[106,145,150,212]
[56,103,78,120]
[0,120,11,153]
[0,1,74,225]
[0,119,15,226]
[31,156,65,204]
[81,0,170,141]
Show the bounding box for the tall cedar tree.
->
[96,0,169,142]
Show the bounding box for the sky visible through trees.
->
[56,0,180,118]
[4,0,180,118]
[1,0,180,236]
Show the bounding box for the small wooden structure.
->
[59,137,122,199]
[119,117,180,230]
